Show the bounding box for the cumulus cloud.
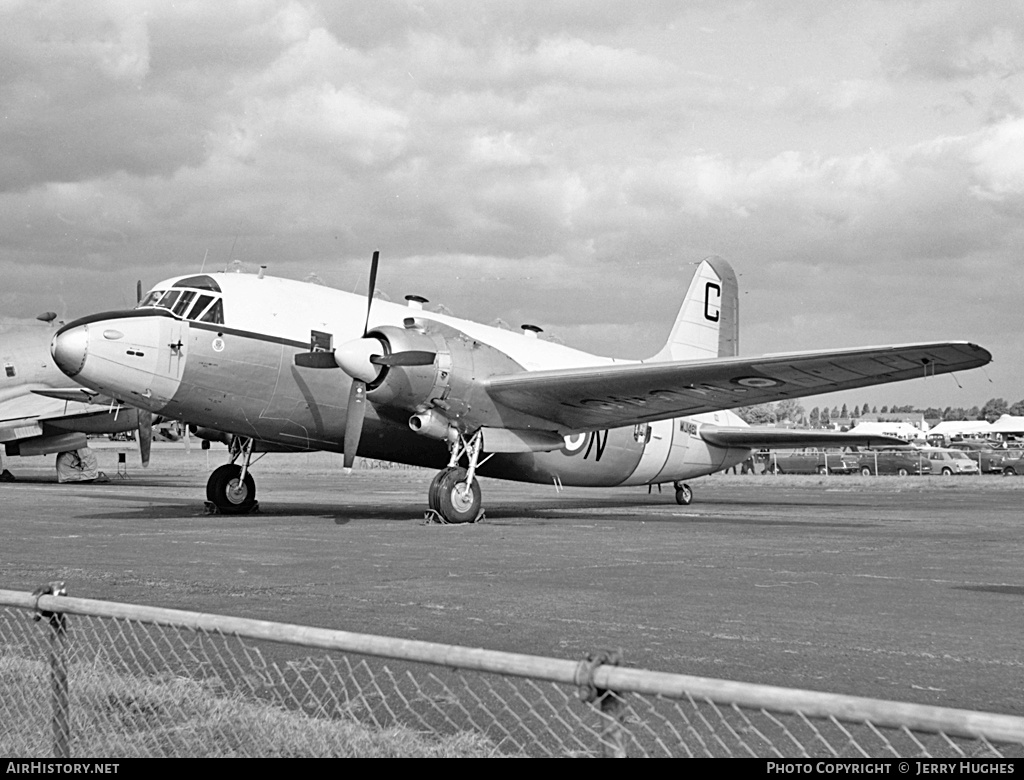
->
[1,0,1022,408]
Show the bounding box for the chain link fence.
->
[2,586,1022,758]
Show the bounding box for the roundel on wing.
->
[562,432,587,455]
[732,376,780,388]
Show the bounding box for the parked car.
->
[948,442,1007,473]
[856,449,931,476]
[765,449,859,475]
[999,449,1024,476]
[922,448,981,475]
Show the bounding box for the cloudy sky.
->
[3,0,1022,412]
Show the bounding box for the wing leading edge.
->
[483,341,991,432]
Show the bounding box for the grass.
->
[0,653,501,758]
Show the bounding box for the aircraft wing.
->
[484,341,991,431]
[0,389,135,443]
[697,426,904,449]
[31,387,122,406]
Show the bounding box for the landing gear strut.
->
[426,430,489,524]
[206,436,260,514]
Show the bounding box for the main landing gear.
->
[673,481,693,506]
[206,436,260,514]
[426,430,490,524]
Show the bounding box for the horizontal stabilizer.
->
[699,426,906,450]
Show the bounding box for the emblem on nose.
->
[51,326,89,378]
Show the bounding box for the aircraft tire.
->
[435,467,481,523]
[207,464,257,514]
[674,484,693,506]
[427,468,450,511]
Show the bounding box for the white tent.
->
[926,420,992,437]
[847,421,925,441]
[987,414,1024,434]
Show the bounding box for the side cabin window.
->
[4,363,14,378]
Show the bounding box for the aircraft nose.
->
[51,324,89,378]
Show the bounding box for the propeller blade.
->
[343,380,367,473]
[370,350,436,367]
[363,250,379,337]
[136,280,143,304]
[294,351,339,369]
[138,410,152,468]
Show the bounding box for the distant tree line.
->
[734,397,1024,426]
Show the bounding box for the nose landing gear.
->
[205,436,260,514]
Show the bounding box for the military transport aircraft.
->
[49,255,990,521]
[1,314,153,477]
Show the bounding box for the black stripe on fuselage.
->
[188,320,309,350]
[56,308,311,352]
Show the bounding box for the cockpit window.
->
[155,290,183,311]
[172,275,221,293]
[171,291,197,317]
[199,299,224,324]
[186,294,214,320]
[137,283,223,324]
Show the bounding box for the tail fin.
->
[652,256,738,361]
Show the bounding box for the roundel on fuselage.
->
[561,432,587,455]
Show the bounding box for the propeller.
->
[290,250,438,471]
[371,351,436,367]
[138,410,152,467]
[340,250,380,471]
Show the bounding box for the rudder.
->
[652,256,738,361]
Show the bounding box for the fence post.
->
[33,581,70,759]
[577,650,626,757]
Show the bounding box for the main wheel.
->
[674,483,693,505]
[435,467,482,523]
[207,464,257,514]
[427,468,449,511]
[860,466,873,477]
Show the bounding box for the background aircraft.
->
[49,256,990,520]
[1,314,152,479]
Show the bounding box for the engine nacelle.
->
[6,432,89,457]
[188,425,233,445]
[361,321,544,434]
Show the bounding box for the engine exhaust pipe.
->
[409,411,455,442]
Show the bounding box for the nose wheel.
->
[205,436,259,514]
[206,464,257,514]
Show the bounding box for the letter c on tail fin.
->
[653,256,738,361]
